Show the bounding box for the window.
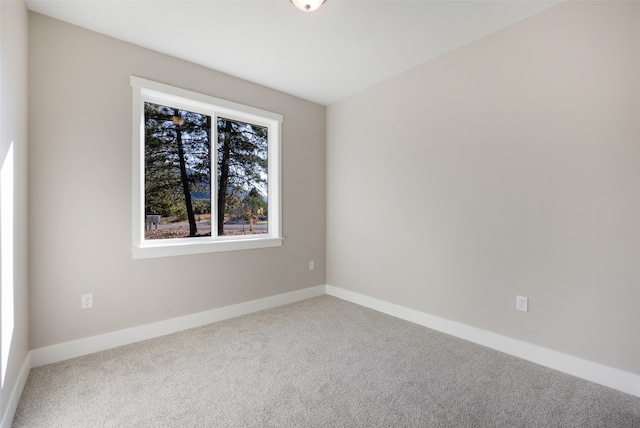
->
[131,77,282,259]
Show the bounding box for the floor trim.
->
[326,284,640,398]
[0,352,31,428]
[30,285,326,368]
[8,282,638,428]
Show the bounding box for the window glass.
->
[145,102,212,240]
[217,117,268,237]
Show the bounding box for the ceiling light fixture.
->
[290,0,325,12]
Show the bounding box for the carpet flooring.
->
[13,296,640,427]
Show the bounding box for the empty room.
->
[1,0,639,426]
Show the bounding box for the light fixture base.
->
[290,0,326,12]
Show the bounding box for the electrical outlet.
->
[309,260,315,271]
[516,295,528,312]
[81,293,93,309]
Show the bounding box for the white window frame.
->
[131,76,283,259]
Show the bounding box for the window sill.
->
[132,237,283,259]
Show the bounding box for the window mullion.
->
[212,112,219,241]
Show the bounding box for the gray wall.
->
[0,0,29,421]
[28,13,326,349]
[327,1,640,375]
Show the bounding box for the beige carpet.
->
[13,296,640,427]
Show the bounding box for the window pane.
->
[144,102,211,240]
[217,117,268,237]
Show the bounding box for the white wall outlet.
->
[516,295,528,312]
[81,293,93,309]
[309,260,315,271]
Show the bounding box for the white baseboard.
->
[5,285,325,426]
[31,285,326,368]
[326,284,640,398]
[0,352,32,428]
[7,281,638,428]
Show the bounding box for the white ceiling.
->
[25,0,561,105]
